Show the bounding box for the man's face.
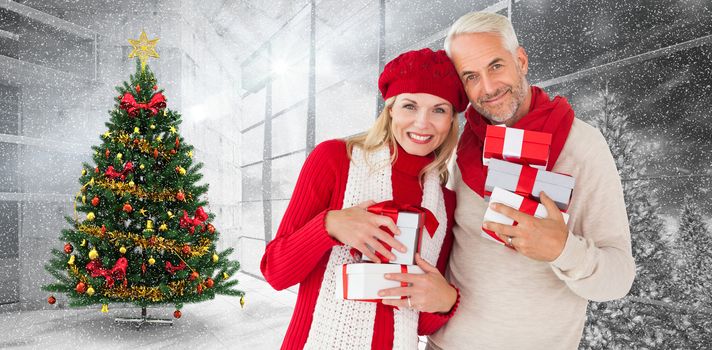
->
[449,33,530,125]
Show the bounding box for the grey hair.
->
[444,12,520,57]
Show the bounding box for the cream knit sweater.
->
[428,118,636,350]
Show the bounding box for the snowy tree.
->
[673,196,712,305]
[580,84,677,349]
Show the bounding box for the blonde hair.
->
[444,12,519,57]
[346,96,459,186]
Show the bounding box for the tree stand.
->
[115,307,173,329]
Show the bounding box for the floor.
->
[0,272,297,350]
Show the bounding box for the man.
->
[427,12,636,350]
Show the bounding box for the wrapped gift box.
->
[483,125,551,170]
[336,263,424,301]
[362,211,423,265]
[485,158,576,211]
[482,187,570,246]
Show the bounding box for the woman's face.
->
[390,93,454,157]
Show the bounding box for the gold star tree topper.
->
[128,31,159,71]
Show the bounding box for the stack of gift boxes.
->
[336,202,435,301]
[480,125,576,247]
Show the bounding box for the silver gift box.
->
[485,158,575,211]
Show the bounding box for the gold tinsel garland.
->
[78,224,211,258]
[112,131,174,160]
[69,263,188,302]
[102,280,187,302]
[94,178,193,202]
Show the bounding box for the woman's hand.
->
[325,200,407,262]
[379,253,457,313]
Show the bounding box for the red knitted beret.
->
[378,48,469,113]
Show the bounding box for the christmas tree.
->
[580,85,677,348]
[42,32,244,320]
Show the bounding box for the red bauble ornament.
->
[189,271,199,281]
[175,137,180,149]
[176,191,185,201]
[207,224,215,234]
[101,225,107,235]
[63,243,73,254]
[153,149,159,159]
[122,203,133,213]
[75,282,87,294]
[141,263,147,274]
[175,166,181,173]
[182,245,191,255]
[94,166,99,174]
[153,85,158,91]
[123,278,128,287]
[173,310,181,319]
[197,283,203,294]
[205,278,214,288]
[135,85,141,92]
[148,236,157,246]
[133,138,140,146]
[105,149,110,159]
[91,196,100,206]
[47,296,56,304]
[170,149,177,155]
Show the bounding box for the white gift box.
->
[482,187,570,246]
[362,211,423,265]
[336,263,424,300]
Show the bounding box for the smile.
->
[407,132,433,144]
[483,89,510,104]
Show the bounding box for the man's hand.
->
[483,192,569,261]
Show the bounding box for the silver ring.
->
[507,236,513,246]
[407,297,412,308]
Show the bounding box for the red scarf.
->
[456,86,575,197]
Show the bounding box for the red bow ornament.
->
[179,207,209,234]
[165,261,187,274]
[85,256,128,288]
[120,92,167,117]
[104,161,134,181]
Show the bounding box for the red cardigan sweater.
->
[260,140,459,349]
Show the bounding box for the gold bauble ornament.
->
[150,124,155,130]
[67,255,75,265]
[240,296,245,309]
[86,212,95,221]
[116,153,123,160]
[88,248,99,260]
[81,169,87,176]
[82,195,86,204]
[86,287,95,296]
[129,181,135,187]
[134,127,140,134]
[119,246,127,254]
[148,257,155,265]
[139,164,145,170]
[212,253,219,263]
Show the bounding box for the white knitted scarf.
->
[304,145,448,350]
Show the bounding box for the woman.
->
[260,48,468,349]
